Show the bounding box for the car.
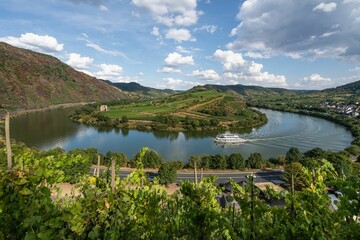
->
[334,190,343,198]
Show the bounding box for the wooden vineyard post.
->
[5,112,12,170]
[111,159,115,192]
[194,161,198,185]
[97,155,100,177]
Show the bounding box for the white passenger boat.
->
[213,134,246,143]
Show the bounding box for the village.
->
[322,101,360,117]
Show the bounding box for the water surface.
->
[10,108,353,160]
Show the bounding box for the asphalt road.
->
[92,168,284,185]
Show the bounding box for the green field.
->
[70,88,268,131]
[101,89,243,121]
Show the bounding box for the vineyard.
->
[1,146,359,239]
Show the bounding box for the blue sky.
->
[1,0,360,90]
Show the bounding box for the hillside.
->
[201,84,308,99]
[0,42,127,110]
[322,80,360,95]
[103,80,179,99]
[71,89,267,131]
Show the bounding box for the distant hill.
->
[322,80,360,94]
[199,84,308,99]
[0,42,128,110]
[103,80,179,98]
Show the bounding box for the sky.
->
[0,0,360,90]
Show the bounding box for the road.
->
[93,168,284,185]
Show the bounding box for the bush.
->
[104,151,128,167]
[227,153,245,170]
[246,153,264,169]
[158,162,177,185]
[131,149,163,168]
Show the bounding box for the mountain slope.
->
[103,80,179,98]
[0,42,127,110]
[201,84,311,99]
[322,80,360,94]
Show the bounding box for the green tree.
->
[285,147,303,163]
[131,149,163,168]
[327,151,353,177]
[200,154,211,169]
[189,155,201,169]
[158,162,177,185]
[227,153,245,169]
[246,153,264,169]
[304,147,327,159]
[121,115,129,123]
[283,162,307,190]
[104,151,128,167]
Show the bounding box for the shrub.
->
[158,162,177,185]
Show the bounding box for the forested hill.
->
[102,80,180,98]
[0,42,128,110]
[200,81,359,100]
[322,80,360,94]
[201,84,311,99]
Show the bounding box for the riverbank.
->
[251,104,360,146]
[1,102,94,118]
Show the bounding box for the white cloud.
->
[86,42,119,56]
[303,73,331,82]
[245,51,270,59]
[294,73,333,89]
[85,41,141,64]
[99,5,108,11]
[66,53,94,70]
[165,28,195,42]
[94,63,124,81]
[188,69,220,81]
[0,33,64,53]
[174,10,198,26]
[213,49,287,87]
[176,46,191,54]
[151,26,160,37]
[228,0,360,62]
[313,2,337,13]
[158,67,182,73]
[132,0,199,26]
[160,77,199,90]
[194,25,218,34]
[164,52,194,66]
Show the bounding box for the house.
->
[99,105,109,112]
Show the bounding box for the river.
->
[10,108,353,161]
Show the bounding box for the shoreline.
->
[3,102,94,118]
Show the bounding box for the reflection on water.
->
[10,108,353,161]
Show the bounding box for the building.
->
[99,105,108,112]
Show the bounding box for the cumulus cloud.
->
[303,73,331,82]
[158,67,182,74]
[188,69,220,81]
[0,33,64,53]
[66,53,94,70]
[213,49,287,87]
[164,52,194,67]
[294,73,333,89]
[93,63,124,81]
[165,28,195,42]
[228,0,360,62]
[132,0,199,26]
[160,77,199,90]
[313,2,337,13]
[194,25,218,34]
